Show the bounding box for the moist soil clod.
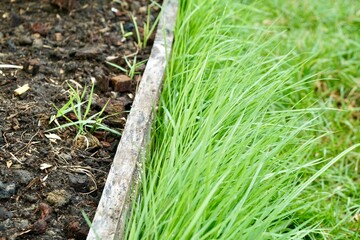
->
[0,0,161,239]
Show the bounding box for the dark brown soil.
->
[0,0,161,239]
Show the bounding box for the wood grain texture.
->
[86,0,178,239]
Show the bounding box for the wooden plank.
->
[86,0,178,239]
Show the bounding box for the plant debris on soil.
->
[0,0,161,239]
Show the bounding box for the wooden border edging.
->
[86,0,178,239]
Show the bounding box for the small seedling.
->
[143,1,161,47]
[106,56,147,79]
[81,210,100,240]
[131,1,162,50]
[124,56,147,79]
[120,22,134,40]
[48,81,121,137]
[131,15,143,49]
[106,60,128,75]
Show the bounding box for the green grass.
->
[48,81,121,138]
[123,0,360,239]
[131,1,162,50]
[106,56,146,79]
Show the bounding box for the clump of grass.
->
[106,56,146,79]
[48,81,121,137]
[131,1,162,50]
[248,0,360,238]
[123,0,360,239]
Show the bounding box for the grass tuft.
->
[124,0,360,239]
[48,81,121,138]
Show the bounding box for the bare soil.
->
[0,0,161,239]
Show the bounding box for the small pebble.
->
[68,174,90,193]
[31,22,49,36]
[139,6,147,14]
[110,74,133,92]
[67,219,89,239]
[0,181,16,199]
[131,2,140,11]
[14,219,29,230]
[121,1,129,10]
[13,169,34,185]
[54,32,63,41]
[24,194,38,203]
[0,207,13,220]
[31,219,47,234]
[39,202,53,220]
[6,40,16,52]
[53,25,63,33]
[63,61,78,72]
[18,36,33,45]
[46,189,71,207]
[32,38,43,49]
[10,12,23,28]
[124,22,134,32]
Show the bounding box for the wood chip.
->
[54,32,63,41]
[45,133,62,143]
[14,84,30,95]
[40,163,53,170]
[110,75,133,92]
[6,160,12,168]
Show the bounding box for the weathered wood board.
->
[86,0,178,239]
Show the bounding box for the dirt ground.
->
[0,0,161,239]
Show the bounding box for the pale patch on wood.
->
[86,0,178,239]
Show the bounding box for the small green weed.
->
[131,1,162,50]
[120,22,134,40]
[81,210,100,240]
[106,56,147,79]
[48,81,121,137]
[143,1,161,47]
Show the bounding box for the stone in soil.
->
[95,97,125,116]
[23,194,38,203]
[32,38,43,49]
[31,219,47,234]
[0,182,16,199]
[0,219,13,232]
[0,207,13,220]
[38,203,53,220]
[95,66,109,92]
[10,12,23,28]
[68,173,91,193]
[46,189,71,207]
[18,36,33,45]
[12,169,34,185]
[14,219,29,230]
[31,22,49,36]
[66,219,89,239]
[110,74,133,92]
